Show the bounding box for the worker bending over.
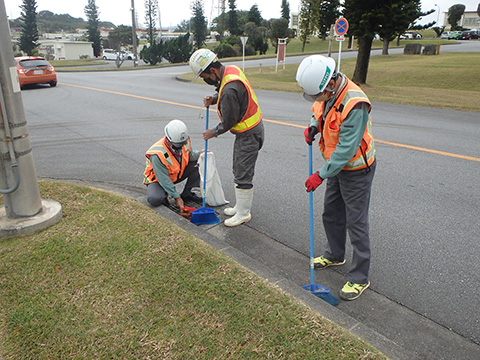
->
[143,119,201,210]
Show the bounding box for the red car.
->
[15,56,57,88]
[459,30,479,40]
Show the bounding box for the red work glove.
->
[305,171,323,192]
[304,126,319,145]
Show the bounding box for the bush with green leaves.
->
[140,41,164,66]
[163,33,194,64]
[214,35,257,58]
[214,43,238,58]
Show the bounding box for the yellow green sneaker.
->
[339,281,370,301]
[313,256,346,269]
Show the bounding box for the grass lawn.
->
[0,181,387,359]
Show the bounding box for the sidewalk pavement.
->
[89,181,480,360]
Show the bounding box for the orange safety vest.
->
[143,137,192,184]
[312,77,375,171]
[217,65,262,133]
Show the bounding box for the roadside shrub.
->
[214,43,238,58]
[140,42,164,65]
[163,33,193,63]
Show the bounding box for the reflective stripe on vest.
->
[217,65,262,133]
[313,78,375,171]
[143,137,191,184]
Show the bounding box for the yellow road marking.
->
[61,82,480,163]
[375,139,480,162]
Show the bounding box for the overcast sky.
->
[3,0,479,28]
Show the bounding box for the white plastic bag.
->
[197,152,229,207]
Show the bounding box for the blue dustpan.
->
[190,206,220,225]
[190,107,220,226]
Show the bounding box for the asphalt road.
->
[17,42,480,355]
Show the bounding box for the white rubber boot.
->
[224,188,253,227]
[223,205,237,216]
[223,184,238,216]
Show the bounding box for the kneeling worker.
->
[143,119,201,209]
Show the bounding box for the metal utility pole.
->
[220,0,225,37]
[131,0,138,67]
[156,0,162,41]
[0,0,61,237]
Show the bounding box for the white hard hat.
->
[189,48,218,80]
[165,119,188,144]
[296,55,336,97]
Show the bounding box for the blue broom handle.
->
[202,107,209,208]
[309,144,315,289]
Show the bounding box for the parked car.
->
[448,31,462,40]
[440,31,451,39]
[400,31,422,40]
[121,50,135,60]
[102,49,123,60]
[15,56,57,88]
[459,30,479,40]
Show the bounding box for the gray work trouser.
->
[146,161,200,207]
[232,126,264,189]
[322,160,376,284]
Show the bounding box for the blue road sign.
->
[335,18,349,36]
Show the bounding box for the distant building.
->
[38,40,93,60]
[442,10,480,29]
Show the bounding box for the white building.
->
[38,40,94,60]
[442,10,480,29]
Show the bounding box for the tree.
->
[175,19,191,32]
[244,22,269,54]
[139,40,164,65]
[447,4,465,30]
[145,0,158,46]
[343,0,431,83]
[108,25,136,50]
[140,41,164,65]
[84,0,102,57]
[191,0,208,48]
[343,0,381,84]
[268,18,292,53]
[281,0,290,21]
[18,0,39,56]
[247,5,263,26]
[315,0,340,40]
[37,11,86,33]
[163,33,194,63]
[228,0,242,35]
[376,1,434,55]
[298,0,317,52]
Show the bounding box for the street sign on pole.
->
[240,36,248,72]
[334,17,348,72]
[276,38,287,72]
[334,17,349,37]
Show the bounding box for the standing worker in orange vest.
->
[296,55,376,301]
[143,119,202,210]
[189,49,264,227]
